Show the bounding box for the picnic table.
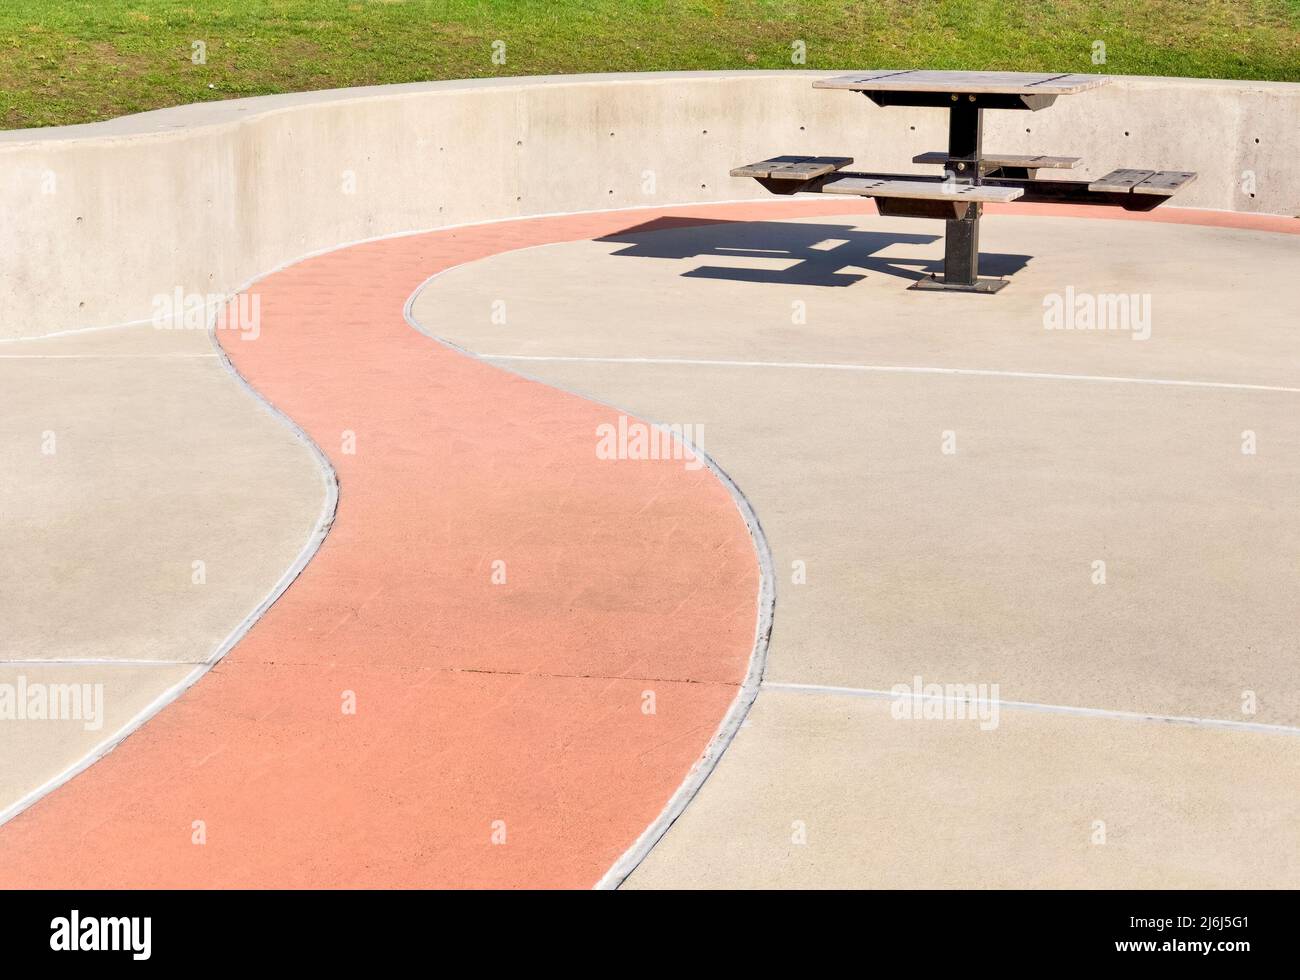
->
[733,70,1197,293]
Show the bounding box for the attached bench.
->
[822,175,1023,219]
[730,156,853,181]
[824,176,1024,202]
[913,151,1079,179]
[732,153,1199,292]
[1089,168,1198,196]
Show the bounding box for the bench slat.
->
[1132,171,1198,195]
[813,70,1108,95]
[822,176,1023,203]
[912,151,1079,169]
[1089,168,1198,196]
[730,155,853,180]
[1088,169,1156,192]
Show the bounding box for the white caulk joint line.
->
[403,256,775,892]
[0,271,340,833]
[0,353,218,360]
[0,356,215,363]
[762,682,1300,737]
[476,355,1300,395]
[0,659,205,667]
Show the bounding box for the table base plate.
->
[910,275,1010,294]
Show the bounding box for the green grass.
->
[2,0,1298,129]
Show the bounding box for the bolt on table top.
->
[813,70,1109,96]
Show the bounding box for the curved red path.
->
[0,201,847,889]
[1,200,1291,889]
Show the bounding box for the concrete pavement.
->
[0,205,780,888]
[5,199,1295,887]
[411,203,1300,887]
[0,321,326,820]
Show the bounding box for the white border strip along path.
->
[763,682,1300,737]
[0,287,341,832]
[478,355,1300,395]
[403,264,777,892]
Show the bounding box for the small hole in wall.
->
[609,132,615,137]
[1124,131,1130,136]
[516,140,522,147]
[76,216,83,224]
[909,125,915,131]
[799,125,805,131]
[1025,127,1031,133]
[1255,137,1260,143]
[78,301,85,309]
[608,189,614,195]
[701,183,707,189]
[702,129,708,135]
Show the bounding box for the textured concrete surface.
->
[0,325,324,664]
[0,322,325,816]
[0,663,194,814]
[5,200,1295,889]
[417,209,1300,387]
[624,689,1300,889]
[2,72,1297,339]
[410,204,1300,887]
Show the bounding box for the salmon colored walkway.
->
[0,200,846,889]
[2,199,1291,889]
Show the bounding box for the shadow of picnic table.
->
[597,216,1031,288]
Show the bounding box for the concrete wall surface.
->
[2,71,1297,340]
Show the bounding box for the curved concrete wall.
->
[2,71,1297,340]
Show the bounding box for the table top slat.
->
[822,176,1024,203]
[912,151,1080,169]
[814,70,1109,95]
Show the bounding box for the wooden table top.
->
[813,70,1110,96]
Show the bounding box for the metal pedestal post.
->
[911,99,1009,294]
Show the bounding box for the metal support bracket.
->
[906,100,1009,293]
